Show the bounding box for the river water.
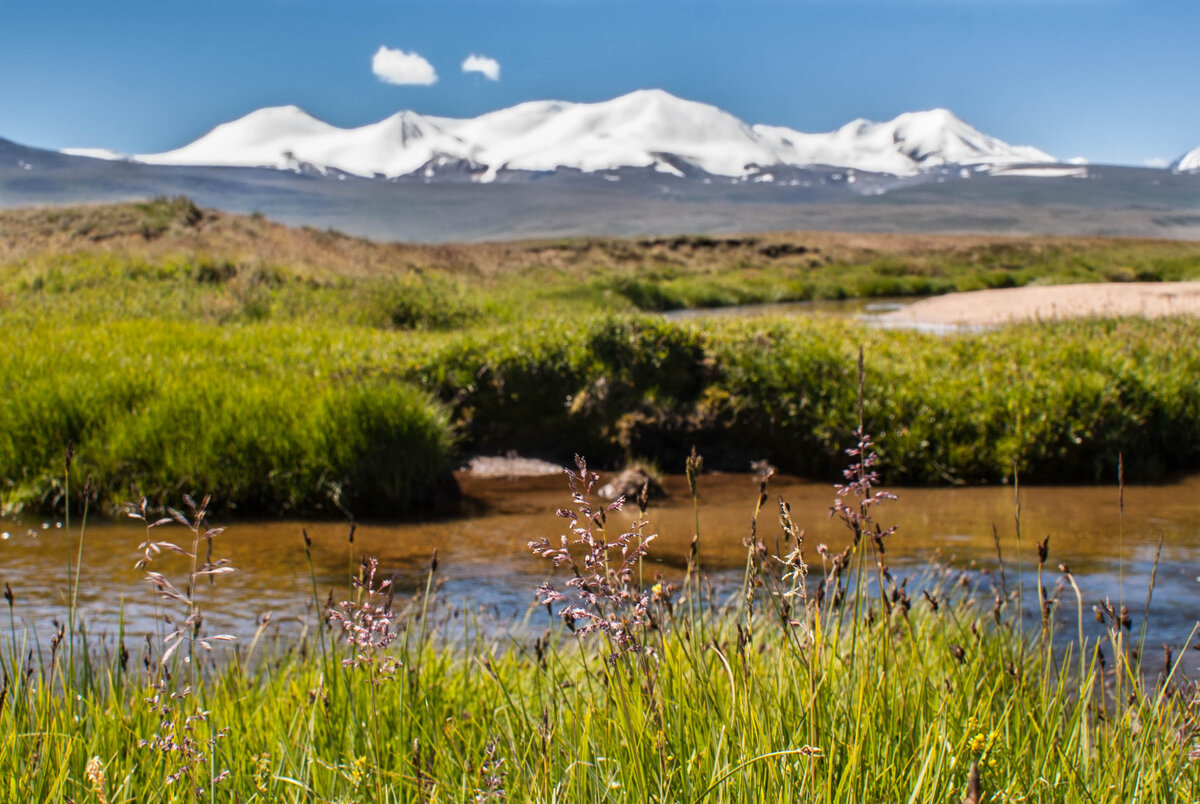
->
[2,470,1198,660]
[660,296,977,334]
[660,297,912,321]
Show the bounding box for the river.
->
[2,469,1198,660]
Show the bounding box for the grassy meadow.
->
[3,198,1200,800]
[2,198,1200,514]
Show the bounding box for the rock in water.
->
[599,468,666,502]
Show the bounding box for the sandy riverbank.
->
[878,281,1200,327]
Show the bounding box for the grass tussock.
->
[2,429,1197,801]
[0,321,456,515]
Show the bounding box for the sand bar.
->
[877,281,1200,328]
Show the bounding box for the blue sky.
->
[2,0,1197,166]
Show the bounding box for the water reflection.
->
[1,471,1198,657]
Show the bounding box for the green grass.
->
[8,240,1200,324]
[2,453,1196,802]
[3,314,1199,515]
[0,320,456,516]
[3,201,1200,515]
[400,314,1200,484]
[6,199,1200,327]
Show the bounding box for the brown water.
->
[2,471,1199,649]
[661,296,983,334]
[660,297,913,321]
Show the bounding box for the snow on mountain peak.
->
[756,107,1053,175]
[133,91,1057,180]
[887,108,1053,167]
[138,105,339,170]
[871,108,1045,168]
[1173,146,1200,172]
[445,88,776,178]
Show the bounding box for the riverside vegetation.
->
[1,409,1197,801]
[2,198,1199,515]
[3,201,1200,800]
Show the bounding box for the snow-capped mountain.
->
[137,105,479,178]
[128,90,1056,181]
[756,108,1053,175]
[1172,146,1200,172]
[436,90,782,179]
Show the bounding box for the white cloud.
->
[461,54,501,82]
[1065,156,1089,165]
[1143,157,1169,168]
[372,46,437,86]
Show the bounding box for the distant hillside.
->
[5,197,1200,286]
[3,136,1200,242]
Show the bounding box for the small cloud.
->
[1143,157,1169,168]
[1065,156,1089,165]
[462,54,501,82]
[372,46,437,86]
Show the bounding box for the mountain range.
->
[72,90,1067,182]
[3,89,1199,242]
[59,89,1200,182]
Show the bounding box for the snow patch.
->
[61,147,127,161]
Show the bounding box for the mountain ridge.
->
[114,90,1056,182]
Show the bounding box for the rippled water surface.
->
[3,471,1199,655]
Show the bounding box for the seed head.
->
[85,757,109,804]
